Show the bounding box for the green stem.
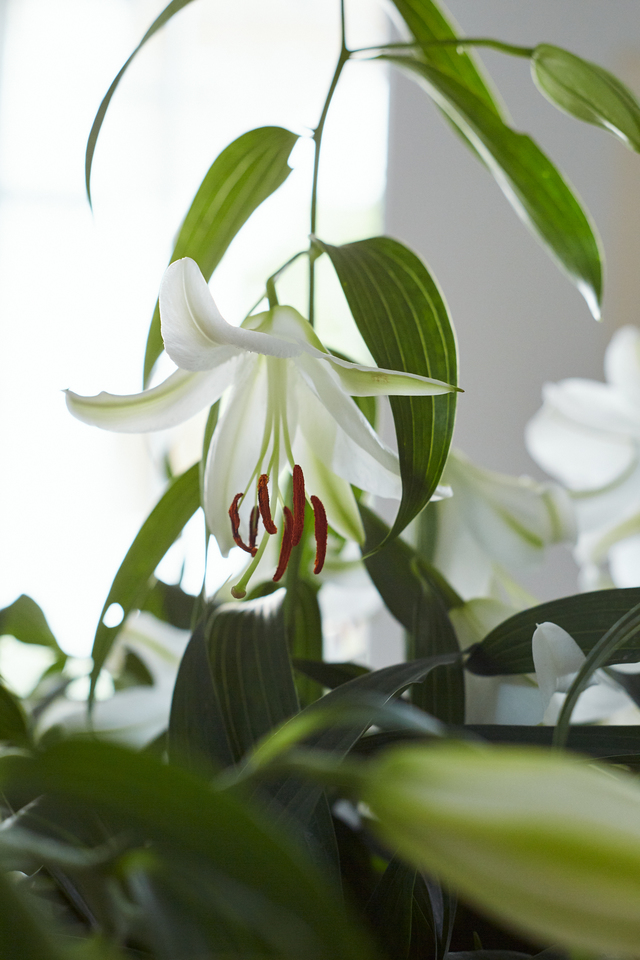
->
[308,0,350,326]
[353,37,535,59]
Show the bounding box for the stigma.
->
[228,464,328,596]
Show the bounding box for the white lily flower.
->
[66,258,457,594]
[430,449,576,601]
[532,621,633,725]
[526,326,640,587]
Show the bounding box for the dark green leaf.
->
[412,874,456,960]
[387,57,603,319]
[320,238,458,541]
[205,590,299,765]
[532,45,640,151]
[286,580,324,706]
[294,659,370,689]
[0,741,375,960]
[264,656,457,828]
[0,870,71,959]
[465,588,640,675]
[144,126,298,383]
[90,463,201,700]
[0,683,31,748]
[467,723,640,763]
[365,856,416,960]
[0,595,63,657]
[141,578,197,629]
[389,0,504,116]
[85,0,198,206]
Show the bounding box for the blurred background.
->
[0,0,639,659]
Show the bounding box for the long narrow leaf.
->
[85,0,198,206]
[90,463,201,699]
[387,57,603,319]
[465,588,640,676]
[144,126,299,383]
[321,238,458,541]
[0,595,64,657]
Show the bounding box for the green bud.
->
[361,741,640,956]
[531,44,640,152]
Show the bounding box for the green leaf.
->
[293,659,370,689]
[389,0,504,117]
[286,580,324,707]
[0,741,375,960]
[360,506,464,724]
[90,463,201,700]
[465,588,640,676]
[141,579,197,630]
[85,0,198,206]
[386,57,603,319]
[532,44,640,151]
[468,723,640,765]
[0,870,72,959]
[365,855,416,960]
[144,126,298,383]
[0,683,31,748]
[0,595,63,657]
[320,238,458,541]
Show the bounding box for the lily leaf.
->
[360,505,464,723]
[0,595,64,659]
[320,238,458,542]
[389,0,504,116]
[90,463,201,701]
[0,741,375,960]
[532,45,640,152]
[144,126,298,383]
[0,684,31,749]
[465,587,640,676]
[386,57,603,319]
[85,0,198,206]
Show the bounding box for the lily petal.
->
[293,428,365,543]
[532,621,586,715]
[65,361,239,433]
[161,259,302,370]
[604,325,640,410]
[295,351,401,494]
[295,366,401,500]
[310,348,458,397]
[203,355,276,556]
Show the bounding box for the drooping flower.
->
[66,258,458,594]
[526,325,640,588]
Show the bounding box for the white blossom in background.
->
[430,449,576,602]
[527,326,640,589]
[531,621,636,725]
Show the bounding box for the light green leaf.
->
[320,238,458,542]
[0,595,63,657]
[85,0,198,207]
[532,45,640,151]
[144,126,298,384]
[465,588,640,676]
[389,0,505,117]
[0,683,31,749]
[387,57,603,319]
[91,463,201,700]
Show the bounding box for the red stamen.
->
[229,493,255,555]
[273,506,294,582]
[258,474,278,534]
[249,506,259,554]
[292,464,305,547]
[311,495,328,575]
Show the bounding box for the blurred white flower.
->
[532,621,635,724]
[526,325,640,587]
[430,449,576,601]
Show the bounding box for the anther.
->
[310,495,328,575]
[229,493,255,555]
[258,474,278,534]
[273,506,294,582]
[249,506,260,554]
[292,464,305,547]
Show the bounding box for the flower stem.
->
[352,37,535,59]
[308,0,350,326]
